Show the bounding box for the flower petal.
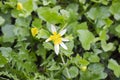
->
[51,24,56,33]
[45,38,51,42]
[62,38,69,42]
[60,42,68,50]
[54,44,59,55]
[59,29,67,36]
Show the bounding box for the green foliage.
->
[0,0,120,80]
[78,30,95,50]
[108,59,120,78]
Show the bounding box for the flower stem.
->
[61,23,68,30]
[60,54,71,79]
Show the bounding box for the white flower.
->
[46,25,69,55]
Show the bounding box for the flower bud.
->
[17,2,23,10]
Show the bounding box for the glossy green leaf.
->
[78,30,95,50]
[36,29,50,39]
[32,18,42,28]
[108,59,120,78]
[115,25,120,33]
[63,66,79,79]
[37,7,65,24]
[0,53,8,67]
[88,54,100,63]
[2,24,15,42]
[110,1,120,20]
[0,16,5,26]
[101,41,114,52]
[87,6,110,20]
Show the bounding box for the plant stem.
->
[60,54,71,79]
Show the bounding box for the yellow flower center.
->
[31,27,38,37]
[17,2,23,10]
[50,32,62,45]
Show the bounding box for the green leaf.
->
[88,54,100,63]
[88,63,107,79]
[36,44,47,60]
[60,41,74,57]
[0,47,12,58]
[15,17,32,27]
[32,18,42,28]
[36,29,50,39]
[69,66,79,78]
[79,0,86,4]
[71,54,89,66]
[0,53,8,67]
[99,30,107,41]
[77,30,95,50]
[37,7,65,24]
[2,24,15,42]
[63,66,79,78]
[43,42,53,50]
[91,0,109,5]
[79,58,90,66]
[110,1,120,20]
[87,6,110,20]
[74,22,88,34]
[23,0,33,12]
[108,59,120,78]
[115,25,120,33]
[0,16,5,26]
[101,41,114,52]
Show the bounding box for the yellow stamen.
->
[50,32,62,45]
[31,27,38,37]
[17,2,23,10]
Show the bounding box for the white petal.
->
[59,29,67,36]
[54,44,59,55]
[45,38,51,42]
[60,42,68,50]
[62,38,69,42]
[51,24,56,33]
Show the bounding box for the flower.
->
[46,25,69,55]
[17,2,23,10]
[31,27,38,37]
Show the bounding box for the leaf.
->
[0,16,5,26]
[2,24,15,42]
[115,25,120,33]
[101,41,114,52]
[23,0,33,12]
[63,66,79,78]
[99,30,107,41]
[32,18,42,28]
[43,42,53,50]
[88,63,107,79]
[36,29,50,39]
[0,47,12,59]
[60,41,74,57]
[37,7,65,24]
[36,44,47,60]
[108,59,120,78]
[88,54,100,63]
[87,6,110,20]
[0,53,8,67]
[77,30,95,50]
[69,66,79,78]
[15,17,32,27]
[110,1,120,20]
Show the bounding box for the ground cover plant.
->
[0,0,120,80]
